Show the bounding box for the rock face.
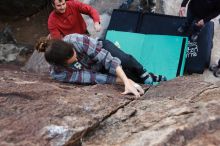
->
[0,27,34,64]
[0,0,48,21]
[0,27,17,44]
[1,65,220,146]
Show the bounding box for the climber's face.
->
[53,0,66,14]
[66,50,78,65]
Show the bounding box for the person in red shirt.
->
[48,0,101,39]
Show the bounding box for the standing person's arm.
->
[196,11,220,27]
[203,11,220,23]
[179,0,190,16]
[181,0,190,7]
[48,14,63,39]
[72,0,101,32]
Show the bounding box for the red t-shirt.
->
[48,0,100,39]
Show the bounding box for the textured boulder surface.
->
[1,65,220,146]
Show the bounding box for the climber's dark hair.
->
[35,37,74,66]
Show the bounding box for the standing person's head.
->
[51,0,67,14]
[35,37,77,66]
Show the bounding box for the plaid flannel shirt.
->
[50,34,121,84]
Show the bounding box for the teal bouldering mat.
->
[106,30,188,80]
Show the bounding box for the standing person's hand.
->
[47,34,52,40]
[195,19,205,27]
[179,7,186,16]
[94,22,101,32]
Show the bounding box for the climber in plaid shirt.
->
[50,34,121,84]
[35,33,166,97]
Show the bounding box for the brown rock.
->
[1,65,220,146]
[0,65,131,146]
[83,76,220,146]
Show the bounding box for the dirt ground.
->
[0,8,50,45]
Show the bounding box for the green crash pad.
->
[106,30,188,80]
